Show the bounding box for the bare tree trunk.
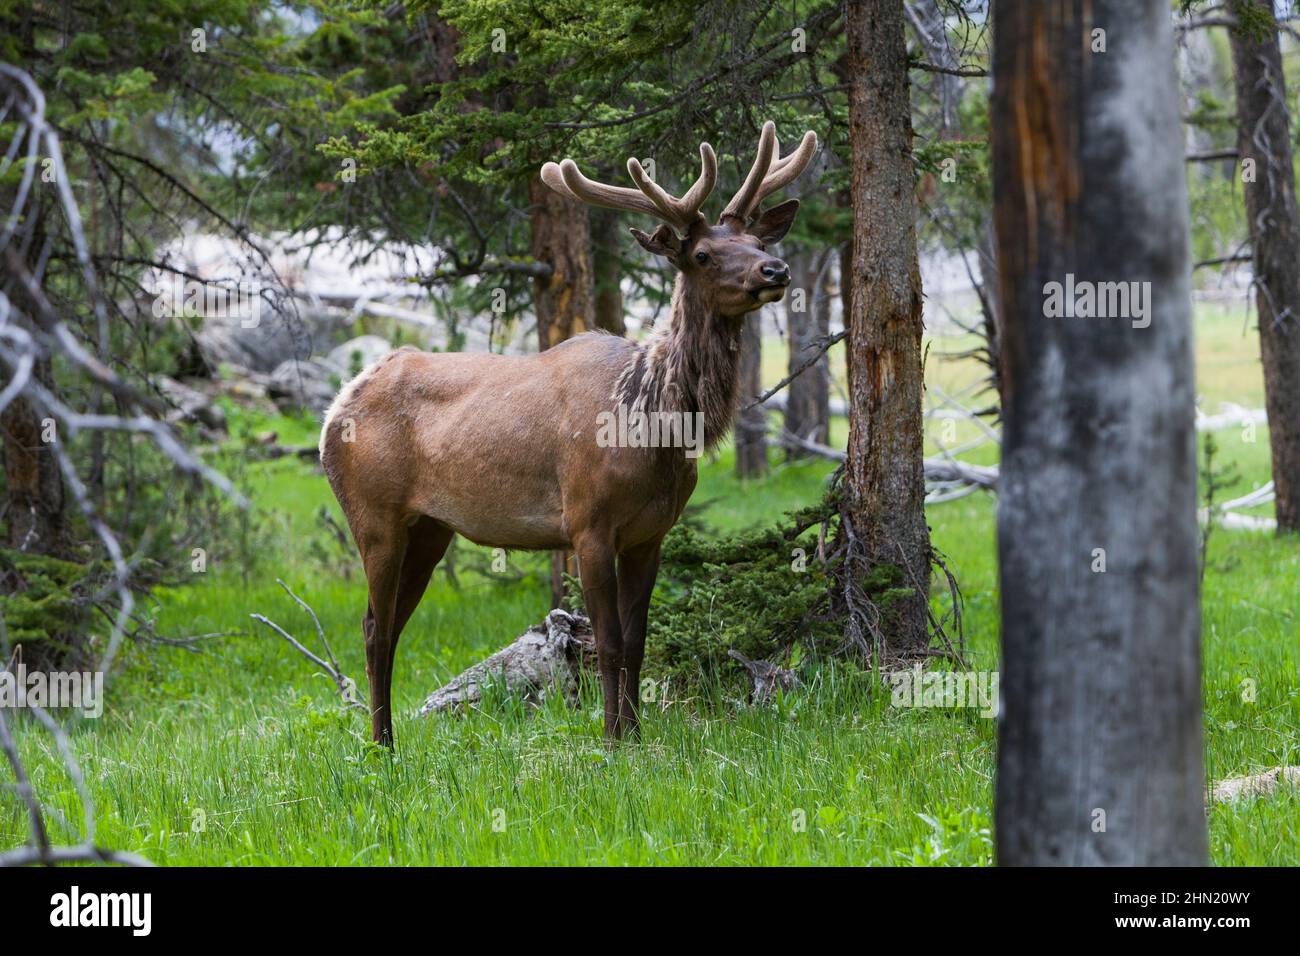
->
[734,311,768,478]
[907,0,961,136]
[591,207,626,336]
[844,0,931,656]
[1228,0,1300,534]
[529,176,597,603]
[785,248,832,455]
[991,0,1208,865]
[908,0,1001,411]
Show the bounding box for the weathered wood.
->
[1210,766,1300,804]
[991,0,1208,865]
[419,609,596,714]
[727,650,799,705]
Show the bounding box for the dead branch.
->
[744,330,846,411]
[1210,766,1299,803]
[908,59,989,77]
[0,64,248,868]
[0,684,153,867]
[726,650,800,704]
[1194,254,1252,269]
[251,580,366,712]
[776,429,999,490]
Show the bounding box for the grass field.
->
[2,303,1297,865]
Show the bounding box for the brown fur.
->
[321,128,815,746]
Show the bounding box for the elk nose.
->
[760,260,790,284]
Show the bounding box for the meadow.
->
[2,302,1296,866]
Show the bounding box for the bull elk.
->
[319,121,818,746]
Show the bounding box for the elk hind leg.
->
[358,519,407,747]
[385,517,454,712]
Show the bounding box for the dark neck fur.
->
[615,275,745,450]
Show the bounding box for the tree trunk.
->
[844,0,931,656]
[734,311,768,478]
[991,0,1208,865]
[1,358,67,556]
[529,176,597,603]
[785,248,832,455]
[1228,0,1300,534]
[529,175,596,350]
[975,220,1002,408]
[591,207,626,336]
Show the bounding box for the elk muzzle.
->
[750,257,791,303]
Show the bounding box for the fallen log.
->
[777,429,999,489]
[419,609,596,714]
[1210,766,1299,803]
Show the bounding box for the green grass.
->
[2,303,1297,865]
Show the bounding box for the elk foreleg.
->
[617,540,662,739]
[574,533,624,743]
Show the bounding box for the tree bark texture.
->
[1228,0,1300,533]
[844,0,932,655]
[591,207,626,336]
[991,0,1208,865]
[530,175,596,351]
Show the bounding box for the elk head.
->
[541,121,818,318]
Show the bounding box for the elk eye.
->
[694,250,709,264]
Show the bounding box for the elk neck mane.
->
[612,272,746,450]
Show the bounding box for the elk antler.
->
[719,121,818,225]
[540,143,717,234]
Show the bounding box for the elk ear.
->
[630,224,682,263]
[749,199,800,245]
